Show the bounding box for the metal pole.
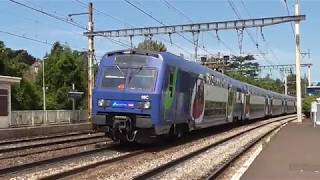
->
[42,58,47,123]
[284,72,288,95]
[72,83,75,110]
[295,0,302,122]
[87,2,94,121]
[307,65,311,87]
[192,31,199,60]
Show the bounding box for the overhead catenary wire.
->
[160,0,237,55]
[10,0,133,50]
[240,0,252,18]
[282,0,295,38]
[9,0,87,30]
[227,0,276,68]
[161,0,193,23]
[73,0,191,56]
[0,30,54,46]
[74,0,134,28]
[239,0,288,77]
[123,0,215,57]
[76,0,189,54]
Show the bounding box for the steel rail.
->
[0,138,112,160]
[0,131,98,146]
[0,133,105,153]
[0,142,118,176]
[205,119,294,179]
[133,115,296,180]
[39,150,145,180]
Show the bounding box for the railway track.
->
[0,137,108,160]
[0,132,113,177]
[1,115,295,179]
[133,115,296,180]
[205,122,285,180]
[0,140,116,176]
[0,131,95,145]
[0,132,105,153]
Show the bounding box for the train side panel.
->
[249,94,266,119]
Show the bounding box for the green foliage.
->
[229,55,259,78]
[11,79,42,110]
[0,40,42,110]
[286,73,308,97]
[137,40,167,52]
[0,40,35,76]
[1,40,87,110]
[36,42,87,110]
[302,96,319,116]
[228,72,284,94]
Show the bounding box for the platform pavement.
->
[0,123,92,140]
[241,118,320,180]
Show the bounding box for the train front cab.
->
[92,50,164,143]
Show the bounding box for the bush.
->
[302,96,319,117]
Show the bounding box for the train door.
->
[284,100,288,114]
[264,97,269,116]
[226,86,235,122]
[269,98,273,115]
[163,66,177,123]
[244,89,250,119]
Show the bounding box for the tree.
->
[137,40,167,52]
[0,40,42,110]
[11,79,42,110]
[36,42,87,110]
[286,73,308,97]
[228,55,259,78]
[302,96,319,117]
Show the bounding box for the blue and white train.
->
[92,49,296,143]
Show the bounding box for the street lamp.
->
[42,57,47,123]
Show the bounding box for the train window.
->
[127,69,157,91]
[211,75,215,86]
[115,55,148,67]
[169,72,174,85]
[216,78,220,87]
[101,67,128,89]
[168,72,174,97]
[210,75,215,86]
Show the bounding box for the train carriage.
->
[92,49,296,143]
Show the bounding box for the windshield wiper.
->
[128,66,144,84]
[115,64,125,77]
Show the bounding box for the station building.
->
[0,75,21,128]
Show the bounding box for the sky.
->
[0,0,319,82]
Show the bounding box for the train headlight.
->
[98,99,106,107]
[143,101,151,109]
[138,101,151,109]
[98,99,111,107]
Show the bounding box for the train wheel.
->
[167,124,188,140]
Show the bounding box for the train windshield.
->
[101,66,157,92]
[101,67,129,89]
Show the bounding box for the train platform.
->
[0,123,92,140]
[241,118,320,180]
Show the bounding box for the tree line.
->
[0,39,311,111]
[0,41,87,110]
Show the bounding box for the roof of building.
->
[0,75,22,84]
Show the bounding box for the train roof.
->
[104,49,295,100]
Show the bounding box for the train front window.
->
[101,67,128,89]
[101,67,157,91]
[127,69,157,92]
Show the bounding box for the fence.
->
[11,110,88,127]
